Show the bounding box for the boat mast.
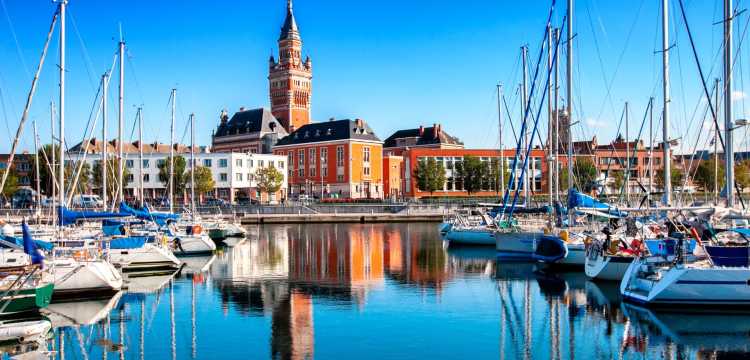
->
[190,113,196,217]
[58,0,66,217]
[33,120,41,212]
[554,28,561,203]
[50,101,56,225]
[138,107,144,207]
[521,45,529,204]
[118,35,125,205]
[547,26,554,209]
[169,89,176,213]
[724,0,735,208]
[714,79,720,204]
[661,0,672,206]
[648,97,654,206]
[625,102,630,203]
[566,0,574,226]
[496,84,505,196]
[102,73,108,208]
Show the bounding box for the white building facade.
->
[66,150,288,204]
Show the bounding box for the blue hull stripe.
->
[675,280,748,285]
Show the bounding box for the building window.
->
[142,160,150,168]
[157,159,166,167]
[298,167,304,177]
[219,159,228,168]
[236,173,243,181]
[278,161,284,169]
[203,159,212,167]
[248,159,254,168]
[143,174,150,182]
[337,174,344,182]
[363,147,370,163]
[269,161,275,168]
[236,159,242,167]
[259,160,264,167]
[298,150,304,169]
[336,146,344,166]
[125,160,134,168]
[126,174,134,182]
[220,173,228,181]
[364,167,371,176]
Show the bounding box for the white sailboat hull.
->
[172,234,216,255]
[109,243,181,271]
[50,258,123,296]
[585,251,633,281]
[621,259,750,305]
[495,231,540,260]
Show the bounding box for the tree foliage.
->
[559,157,598,192]
[158,155,188,196]
[255,165,284,203]
[0,169,18,197]
[656,167,683,189]
[413,158,446,195]
[192,166,215,195]
[693,158,725,192]
[92,158,131,199]
[457,156,488,194]
[735,160,750,192]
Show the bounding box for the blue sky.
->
[1,0,748,154]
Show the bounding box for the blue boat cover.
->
[58,206,127,226]
[567,189,627,218]
[705,245,750,267]
[109,236,148,250]
[645,238,697,257]
[119,202,179,226]
[22,221,44,265]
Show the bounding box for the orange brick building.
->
[269,0,312,133]
[273,119,384,199]
[383,155,403,199]
[400,148,548,198]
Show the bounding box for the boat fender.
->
[193,225,202,235]
[560,230,569,243]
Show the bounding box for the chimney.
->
[418,125,424,137]
[436,124,442,137]
[220,109,229,124]
[329,117,335,122]
[239,106,245,112]
[355,118,364,128]
[433,123,438,139]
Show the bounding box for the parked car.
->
[236,197,259,205]
[153,197,171,207]
[71,194,104,208]
[203,198,228,207]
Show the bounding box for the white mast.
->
[102,73,108,208]
[724,0,735,207]
[496,84,504,196]
[714,79,720,204]
[138,107,144,207]
[169,89,176,213]
[649,97,654,206]
[521,45,529,204]
[190,113,196,217]
[33,120,41,210]
[118,36,125,204]
[547,26,554,208]
[566,0,574,226]
[58,0,66,216]
[661,0,672,206]
[50,101,56,221]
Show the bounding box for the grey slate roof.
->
[383,126,463,148]
[275,119,381,146]
[213,108,288,138]
[279,3,299,41]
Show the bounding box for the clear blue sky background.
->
[1,0,748,154]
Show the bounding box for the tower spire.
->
[288,0,293,12]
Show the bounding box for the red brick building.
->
[269,0,312,133]
[383,124,463,156]
[273,119,384,199]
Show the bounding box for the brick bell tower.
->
[269,0,312,133]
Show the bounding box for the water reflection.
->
[1,223,747,359]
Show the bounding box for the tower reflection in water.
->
[22,223,750,360]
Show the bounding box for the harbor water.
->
[13,223,750,359]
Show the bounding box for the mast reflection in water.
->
[11,223,750,359]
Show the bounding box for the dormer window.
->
[294,133,299,139]
[315,129,321,137]
[304,131,309,138]
[326,128,332,135]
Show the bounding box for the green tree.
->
[33,144,60,197]
[192,166,215,196]
[656,167,683,189]
[0,169,18,197]
[92,158,131,200]
[610,170,625,194]
[735,161,750,192]
[158,156,188,197]
[559,158,598,192]
[255,165,284,203]
[693,159,725,192]
[488,158,510,194]
[69,162,92,196]
[457,156,489,194]
[413,158,446,195]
